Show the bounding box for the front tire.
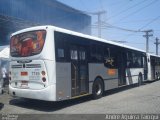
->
[92,78,104,99]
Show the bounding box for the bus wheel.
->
[138,73,143,86]
[92,78,104,99]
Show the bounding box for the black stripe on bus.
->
[26,64,41,68]
[11,65,22,68]
[89,77,118,83]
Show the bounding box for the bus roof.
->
[147,53,160,58]
[11,25,146,53]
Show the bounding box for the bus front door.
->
[118,51,126,86]
[70,46,89,97]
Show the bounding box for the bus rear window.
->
[10,30,46,57]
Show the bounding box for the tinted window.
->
[79,51,86,60]
[70,50,78,60]
[90,44,103,62]
[55,32,68,62]
[58,48,64,58]
[127,51,143,68]
[104,46,118,68]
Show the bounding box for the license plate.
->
[20,81,28,88]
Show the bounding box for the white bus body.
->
[9,26,149,101]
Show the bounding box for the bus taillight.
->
[42,77,46,82]
[41,71,46,82]
[41,71,46,76]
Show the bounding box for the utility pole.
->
[154,37,160,55]
[85,11,106,38]
[143,30,153,53]
[97,11,106,38]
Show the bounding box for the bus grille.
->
[11,64,41,68]
[26,64,41,68]
[11,65,22,68]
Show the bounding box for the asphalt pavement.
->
[0,81,160,114]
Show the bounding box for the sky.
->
[57,0,160,54]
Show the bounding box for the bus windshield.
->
[10,30,46,57]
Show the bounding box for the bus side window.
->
[127,51,133,68]
[104,47,118,69]
[90,44,97,62]
[127,52,143,68]
[70,50,78,60]
[58,48,64,58]
[133,53,140,68]
[96,45,103,62]
[55,37,67,62]
[79,50,86,60]
[134,53,143,68]
[90,44,103,62]
[104,48,109,59]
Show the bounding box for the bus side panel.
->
[43,60,56,85]
[88,63,118,94]
[104,79,119,90]
[56,62,71,100]
[126,68,144,85]
[147,61,152,80]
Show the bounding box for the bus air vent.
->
[26,64,41,68]
[11,65,23,68]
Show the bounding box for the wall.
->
[0,0,91,45]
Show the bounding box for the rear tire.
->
[92,78,104,99]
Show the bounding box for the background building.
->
[0,0,91,46]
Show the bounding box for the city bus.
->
[147,54,160,81]
[9,25,158,101]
